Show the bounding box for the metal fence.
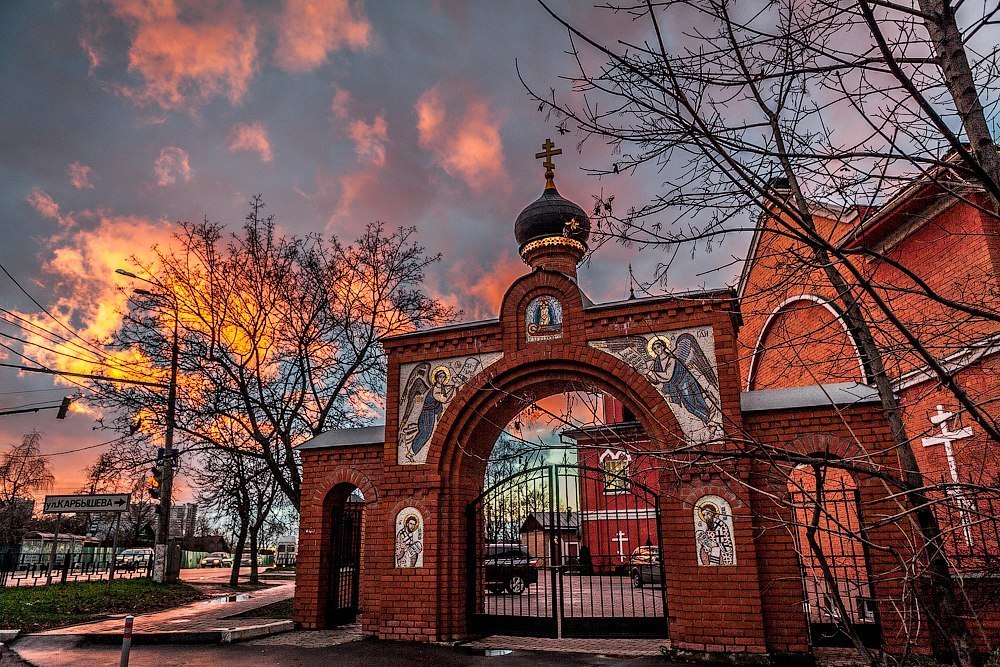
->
[0,546,152,587]
[935,486,1000,573]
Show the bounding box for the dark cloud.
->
[0,0,735,490]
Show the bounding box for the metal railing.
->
[0,546,152,587]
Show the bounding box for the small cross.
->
[534,138,562,172]
[611,530,629,562]
[922,405,973,485]
[922,405,975,546]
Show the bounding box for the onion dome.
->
[514,185,591,250]
[514,139,590,274]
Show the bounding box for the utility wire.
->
[0,307,114,365]
[0,342,89,392]
[0,260,110,359]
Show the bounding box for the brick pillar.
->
[660,477,769,655]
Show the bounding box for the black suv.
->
[484,543,538,594]
[628,545,662,587]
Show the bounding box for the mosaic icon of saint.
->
[395,513,423,568]
[528,296,561,336]
[695,500,734,566]
[645,333,719,424]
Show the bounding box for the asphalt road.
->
[8,635,680,667]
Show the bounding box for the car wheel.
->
[506,575,526,594]
[630,569,643,588]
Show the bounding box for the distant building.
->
[169,503,198,539]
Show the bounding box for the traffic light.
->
[56,396,72,419]
[149,447,165,499]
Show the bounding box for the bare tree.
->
[94,196,457,510]
[524,2,999,663]
[194,445,281,586]
[0,432,54,545]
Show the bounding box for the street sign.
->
[43,493,131,514]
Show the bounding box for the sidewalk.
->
[31,580,295,644]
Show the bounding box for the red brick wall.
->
[744,405,931,655]
[293,445,383,630]
[739,196,1000,387]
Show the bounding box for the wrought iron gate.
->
[467,464,667,638]
[790,482,881,648]
[326,500,363,627]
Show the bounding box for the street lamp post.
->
[116,269,179,583]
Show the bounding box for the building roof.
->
[520,511,581,532]
[739,382,882,413]
[294,425,385,451]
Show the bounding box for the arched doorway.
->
[788,464,880,648]
[468,461,666,637]
[448,383,675,639]
[324,484,365,628]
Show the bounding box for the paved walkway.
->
[33,581,294,643]
[247,621,364,647]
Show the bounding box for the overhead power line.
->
[0,361,168,388]
[0,260,110,360]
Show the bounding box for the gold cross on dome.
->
[534,138,562,171]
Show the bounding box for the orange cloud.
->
[109,0,257,112]
[275,0,372,72]
[69,162,96,189]
[433,254,524,320]
[154,146,192,186]
[228,121,273,162]
[331,85,353,119]
[348,113,388,166]
[27,188,63,221]
[415,84,508,191]
[17,198,173,388]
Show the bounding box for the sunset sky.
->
[0,1,746,498]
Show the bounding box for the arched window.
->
[599,449,632,494]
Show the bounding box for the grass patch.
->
[0,579,202,633]
[227,598,294,619]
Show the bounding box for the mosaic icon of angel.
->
[645,333,719,425]
[398,358,483,462]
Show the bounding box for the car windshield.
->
[487,545,529,558]
[209,552,228,558]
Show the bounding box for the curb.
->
[222,620,295,643]
[77,620,293,645]
[0,630,20,643]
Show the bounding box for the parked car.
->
[199,552,231,568]
[628,545,662,588]
[484,543,538,594]
[115,548,153,571]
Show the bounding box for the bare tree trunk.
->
[230,516,247,587]
[248,527,259,585]
[917,0,1000,211]
[815,228,975,667]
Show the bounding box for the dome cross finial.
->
[534,138,562,189]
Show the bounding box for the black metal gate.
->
[467,464,667,638]
[790,481,881,648]
[326,499,363,627]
